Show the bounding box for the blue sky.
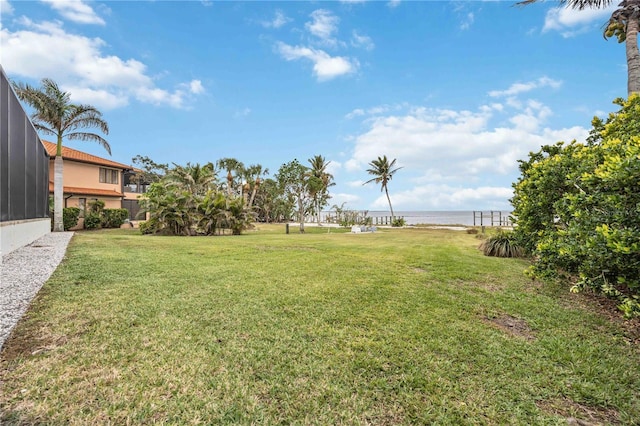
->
[0,0,626,211]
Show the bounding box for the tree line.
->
[12,78,402,235]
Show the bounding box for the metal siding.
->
[9,96,26,220]
[0,67,50,222]
[0,73,9,221]
[25,125,38,218]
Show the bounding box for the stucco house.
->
[41,141,145,227]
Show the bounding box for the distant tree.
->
[12,78,110,232]
[276,159,312,233]
[307,155,334,225]
[131,155,169,186]
[167,162,217,197]
[141,162,251,236]
[242,164,269,209]
[518,0,640,94]
[363,155,402,220]
[217,158,245,197]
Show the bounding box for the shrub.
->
[102,208,128,228]
[84,212,102,230]
[88,199,105,214]
[466,228,479,234]
[512,95,640,317]
[139,218,158,235]
[63,207,81,231]
[479,232,526,258]
[392,217,406,227]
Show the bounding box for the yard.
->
[1,226,639,424]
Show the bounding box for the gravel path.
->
[0,232,74,351]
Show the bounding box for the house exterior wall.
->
[49,160,124,198]
[66,195,122,210]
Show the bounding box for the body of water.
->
[318,210,513,226]
[372,211,513,226]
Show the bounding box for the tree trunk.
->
[298,195,305,233]
[384,185,395,221]
[627,16,640,94]
[53,155,64,232]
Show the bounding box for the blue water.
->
[363,211,513,226]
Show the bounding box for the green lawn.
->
[1,226,638,425]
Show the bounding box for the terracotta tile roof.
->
[48,181,123,198]
[42,140,132,170]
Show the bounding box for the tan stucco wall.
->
[65,196,122,210]
[123,192,142,201]
[49,159,123,193]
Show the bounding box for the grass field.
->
[1,226,639,425]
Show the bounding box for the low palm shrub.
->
[480,231,526,258]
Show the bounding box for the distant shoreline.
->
[310,210,513,227]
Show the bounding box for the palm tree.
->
[363,155,402,220]
[12,78,110,232]
[242,164,269,209]
[307,155,334,225]
[519,0,640,94]
[166,162,217,197]
[217,158,245,197]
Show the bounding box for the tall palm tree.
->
[217,157,245,197]
[519,0,640,94]
[242,164,269,209]
[307,155,334,225]
[363,155,402,220]
[12,78,110,232]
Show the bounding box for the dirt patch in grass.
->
[0,322,66,364]
[537,397,621,425]
[484,314,536,341]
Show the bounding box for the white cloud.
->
[345,104,404,119]
[345,108,365,119]
[41,0,105,25]
[387,0,401,8]
[188,79,204,94]
[488,76,562,97]
[305,9,339,46]
[543,3,617,37]
[63,85,129,109]
[382,185,514,211]
[460,12,474,31]
[351,30,374,51]
[0,19,203,109]
[345,83,590,210]
[276,42,358,81]
[262,10,291,29]
[234,107,251,118]
[1,0,14,15]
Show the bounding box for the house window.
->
[99,168,119,184]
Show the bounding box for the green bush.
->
[512,95,640,317]
[479,232,526,258]
[84,212,102,230]
[63,207,81,231]
[392,217,406,227]
[102,208,128,228]
[139,218,158,235]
